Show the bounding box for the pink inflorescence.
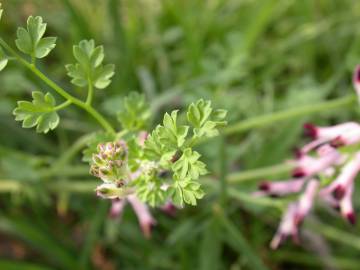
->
[257,66,360,249]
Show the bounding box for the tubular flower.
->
[258,66,360,249]
[109,195,156,238]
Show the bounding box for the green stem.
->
[0,38,116,135]
[85,80,93,105]
[219,136,227,205]
[53,100,72,111]
[228,163,295,183]
[31,54,35,65]
[223,94,357,135]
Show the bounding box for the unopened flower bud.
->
[96,183,134,199]
[91,140,129,183]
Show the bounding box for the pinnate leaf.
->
[66,39,114,89]
[167,179,205,206]
[15,16,56,58]
[172,148,207,180]
[117,92,150,131]
[158,110,189,148]
[135,176,167,207]
[187,99,227,138]
[13,91,59,133]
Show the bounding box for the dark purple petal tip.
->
[292,168,306,178]
[346,212,356,225]
[258,181,270,191]
[332,185,346,200]
[303,123,318,139]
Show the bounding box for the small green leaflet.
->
[117,92,151,131]
[66,39,115,89]
[158,110,189,148]
[0,46,8,71]
[172,148,207,180]
[13,91,59,133]
[15,16,56,58]
[135,176,167,207]
[167,179,205,206]
[187,99,227,138]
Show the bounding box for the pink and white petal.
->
[109,199,127,219]
[128,195,156,238]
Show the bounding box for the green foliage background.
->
[1,0,360,269]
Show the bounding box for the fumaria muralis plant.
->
[256,66,360,249]
[0,5,227,236]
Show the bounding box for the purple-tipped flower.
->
[160,202,177,216]
[294,179,319,225]
[321,152,360,200]
[270,180,319,249]
[259,65,360,249]
[292,147,341,178]
[339,182,355,224]
[270,203,298,249]
[257,178,306,197]
[109,199,126,219]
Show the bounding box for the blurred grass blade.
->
[79,201,108,269]
[0,260,53,270]
[0,216,76,270]
[217,212,269,270]
[60,0,92,39]
[199,218,222,270]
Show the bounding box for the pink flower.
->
[302,122,360,152]
[270,203,298,249]
[160,202,177,216]
[258,178,306,197]
[127,195,156,238]
[109,199,126,219]
[108,194,156,238]
[292,147,341,178]
[294,179,319,225]
[270,180,319,249]
[339,182,355,224]
[321,152,360,200]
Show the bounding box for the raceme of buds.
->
[90,140,128,184]
[92,139,157,237]
[258,66,360,249]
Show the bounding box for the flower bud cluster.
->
[90,140,128,183]
[90,137,158,238]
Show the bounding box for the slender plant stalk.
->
[228,163,295,183]
[53,100,72,111]
[0,38,116,135]
[219,136,228,205]
[86,81,94,105]
[223,94,357,135]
